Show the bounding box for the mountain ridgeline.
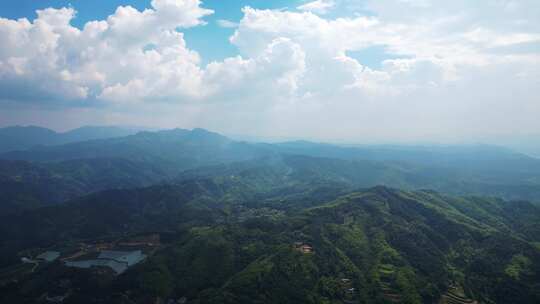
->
[1,127,539,213]
[0,126,143,153]
[0,126,539,303]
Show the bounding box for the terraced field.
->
[439,285,478,304]
[378,264,402,303]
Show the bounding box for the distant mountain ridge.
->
[0,128,271,172]
[1,127,540,205]
[0,125,143,153]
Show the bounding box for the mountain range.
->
[0,126,539,303]
[0,126,143,153]
[1,127,539,213]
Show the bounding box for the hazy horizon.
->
[2,123,540,159]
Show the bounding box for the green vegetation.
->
[505,254,532,280]
[0,129,539,303]
[1,181,539,303]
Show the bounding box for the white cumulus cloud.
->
[297,0,336,15]
[0,0,539,143]
[0,0,213,103]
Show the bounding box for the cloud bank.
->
[297,0,336,15]
[0,0,539,142]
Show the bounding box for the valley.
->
[0,127,539,303]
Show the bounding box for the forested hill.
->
[0,158,170,214]
[2,128,540,209]
[1,127,539,303]
[1,181,538,303]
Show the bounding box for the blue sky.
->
[0,0,390,67]
[0,0,301,64]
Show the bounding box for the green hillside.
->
[1,129,539,303]
[1,180,538,303]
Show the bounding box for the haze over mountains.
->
[0,126,144,153]
[1,126,540,216]
[0,127,537,212]
[0,125,539,303]
[3,125,540,158]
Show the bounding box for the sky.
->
[0,0,539,144]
